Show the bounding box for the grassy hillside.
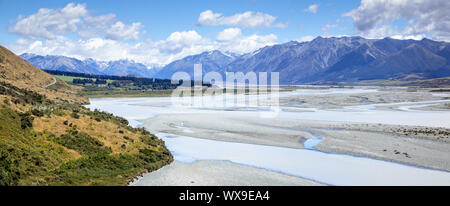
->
[0,81,172,185]
[0,46,173,185]
[0,46,88,104]
[54,75,114,84]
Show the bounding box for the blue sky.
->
[0,0,358,42]
[0,0,448,66]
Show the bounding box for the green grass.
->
[0,106,74,185]
[54,75,114,83]
[47,78,73,91]
[0,104,173,185]
[53,129,111,156]
[0,82,173,185]
[49,151,171,185]
[79,89,174,98]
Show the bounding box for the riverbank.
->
[80,89,174,98]
[130,160,323,186]
[141,114,450,172]
[87,86,450,185]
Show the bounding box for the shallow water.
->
[87,87,450,185]
[87,92,450,128]
[158,132,450,186]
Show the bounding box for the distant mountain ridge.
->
[155,50,238,79]
[226,37,450,84]
[19,36,450,84]
[20,53,157,78]
[156,36,450,84]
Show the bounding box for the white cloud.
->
[390,34,426,40]
[304,4,320,14]
[215,28,277,53]
[156,30,213,61]
[216,28,243,41]
[9,29,278,67]
[225,33,277,53]
[9,3,86,39]
[196,10,287,28]
[8,3,144,41]
[166,30,203,43]
[297,35,316,42]
[106,22,142,40]
[344,0,450,41]
[7,4,279,67]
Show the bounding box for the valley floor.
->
[130,160,323,186]
[87,86,450,186]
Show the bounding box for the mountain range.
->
[20,53,156,78]
[20,36,450,84]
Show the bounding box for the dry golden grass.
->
[32,110,160,155]
[0,45,88,104]
[0,95,32,112]
[0,46,172,185]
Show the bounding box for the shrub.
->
[31,109,44,117]
[140,135,159,147]
[55,131,109,155]
[19,112,33,129]
[0,147,19,186]
[71,112,80,119]
[138,148,158,163]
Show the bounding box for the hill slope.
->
[0,46,172,185]
[1,46,87,104]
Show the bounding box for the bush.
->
[0,147,19,186]
[31,109,44,117]
[19,112,33,129]
[55,131,110,155]
[140,135,159,147]
[71,112,80,119]
[138,148,158,163]
[50,151,170,185]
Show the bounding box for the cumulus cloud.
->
[196,10,287,28]
[215,28,277,53]
[297,35,316,42]
[216,28,242,41]
[9,29,277,67]
[344,0,450,41]
[106,22,142,40]
[7,4,279,67]
[9,3,87,39]
[304,4,320,14]
[8,3,144,41]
